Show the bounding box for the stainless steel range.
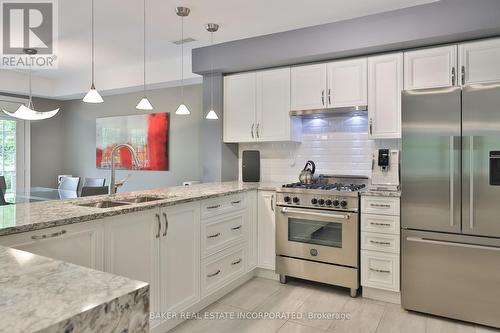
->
[275,175,367,297]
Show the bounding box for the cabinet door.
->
[223,73,256,142]
[327,58,367,108]
[368,53,403,139]
[291,63,327,111]
[459,38,500,85]
[245,190,258,271]
[404,45,458,89]
[0,221,103,270]
[257,190,276,270]
[161,202,200,313]
[103,210,160,328]
[256,68,295,141]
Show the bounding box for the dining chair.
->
[83,177,106,187]
[81,186,108,197]
[58,176,80,192]
[0,176,9,205]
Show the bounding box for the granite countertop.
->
[0,181,279,237]
[0,245,149,333]
[361,188,402,197]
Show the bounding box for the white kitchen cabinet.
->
[256,68,301,141]
[257,190,276,271]
[223,72,256,142]
[224,69,300,143]
[160,202,200,313]
[245,190,258,271]
[291,63,327,111]
[368,53,403,139]
[327,58,367,107]
[404,45,458,89]
[459,37,500,85]
[0,220,104,270]
[104,210,161,328]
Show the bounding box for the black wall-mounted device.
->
[378,149,390,170]
[242,150,260,182]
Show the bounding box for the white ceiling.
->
[7,0,438,99]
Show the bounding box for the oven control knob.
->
[325,199,332,206]
[284,196,291,203]
[310,249,318,256]
[293,197,300,204]
[311,198,318,205]
[332,199,340,207]
[340,200,348,208]
[318,199,325,205]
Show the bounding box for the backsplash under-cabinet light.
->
[239,115,375,183]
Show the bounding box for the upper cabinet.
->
[224,68,300,143]
[368,53,403,139]
[404,45,458,89]
[459,38,500,85]
[291,58,367,111]
[290,63,327,110]
[327,58,368,108]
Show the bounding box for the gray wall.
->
[193,0,500,74]
[34,84,204,192]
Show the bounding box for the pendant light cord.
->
[210,31,214,110]
[143,0,146,96]
[91,0,95,85]
[181,15,184,102]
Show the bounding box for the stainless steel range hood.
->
[289,105,368,118]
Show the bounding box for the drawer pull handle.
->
[231,200,241,205]
[370,222,391,227]
[31,230,67,240]
[370,240,391,246]
[231,225,242,231]
[369,268,391,274]
[207,269,221,278]
[231,258,242,265]
[207,204,221,210]
[370,203,390,208]
[207,232,221,239]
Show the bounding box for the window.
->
[0,117,17,193]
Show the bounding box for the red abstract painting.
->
[96,113,169,170]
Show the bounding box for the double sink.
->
[75,195,175,208]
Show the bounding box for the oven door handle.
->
[280,207,350,220]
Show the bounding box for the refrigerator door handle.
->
[449,136,454,227]
[406,236,500,252]
[470,136,474,229]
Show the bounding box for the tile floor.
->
[171,277,500,333]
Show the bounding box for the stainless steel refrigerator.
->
[401,83,500,328]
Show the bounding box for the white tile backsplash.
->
[239,115,388,183]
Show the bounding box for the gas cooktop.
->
[282,182,366,192]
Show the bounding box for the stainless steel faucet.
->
[109,144,140,195]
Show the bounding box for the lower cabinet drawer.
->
[361,213,400,235]
[201,212,245,258]
[361,196,400,216]
[361,250,400,292]
[201,194,246,219]
[361,232,400,253]
[201,245,246,297]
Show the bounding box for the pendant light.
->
[175,6,190,115]
[83,0,103,103]
[2,48,59,120]
[136,0,153,110]
[205,23,219,120]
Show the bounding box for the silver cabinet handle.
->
[207,269,221,278]
[451,67,456,86]
[407,236,500,252]
[449,136,454,227]
[207,232,221,239]
[256,123,260,138]
[370,222,391,227]
[321,90,325,105]
[271,195,274,212]
[328,88,331,105]
[369,240,391,246]
[231,258,242,266]
[369,118,373,135]
[231,225,242,231]
[369,268,391,274]
[461,66,465,85]
[251,124,254,139]
[370,203,390,208]
[155,213,161,238]
[207,204,221,210]
[231,200,241,205]
[31,229,67,240]
[162,212,168,237]
[470,136,474,229]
